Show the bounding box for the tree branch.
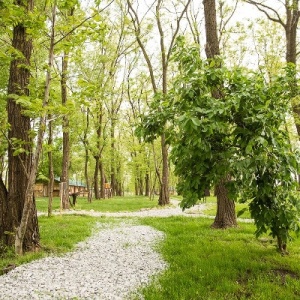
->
[127,0,157,92]
[166,0,192,62]
[54,0,115,46]
[245,0,286,27]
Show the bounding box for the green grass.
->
[195,196,253,219]
[139,217,300,300]
[36,195,159,213]
[203,202,252,219]
[38,214,99,253]
[2,196,300,300]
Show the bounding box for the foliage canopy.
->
[138,37,300,249]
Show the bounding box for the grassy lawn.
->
[139,217,300,300]
[2,197,300,300]
[36,195,160,213]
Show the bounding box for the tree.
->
[46,0,57,217]
[203,0,237,228]
[0,0,57,254]
[170,37,300,252]
[127,0,192,205]
[0,0,41,253]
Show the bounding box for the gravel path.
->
[0,222,166,300]
[0,200,253,299]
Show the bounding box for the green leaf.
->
[191,117,200,126]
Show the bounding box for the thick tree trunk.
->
[211,176,237,228]
[203,0,237,228]
[3,0,40,251]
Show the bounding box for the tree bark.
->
[211,176,237,228]
[0,178,8,244]
[48,118,54,216]
[94,156,100,199]
[2,0,40,251]
[61,51,70,209]
[145,172,150,197]
[94,105,104,199]
[47,3,56,216]
[158,133,169,205]
[83,108,92,202]
[99,160,105,198]
[110,118,117,197]
[203,0,237,228]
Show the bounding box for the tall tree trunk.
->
[2,0,40,251]
[203,0,237,228]
[94,106,104,200]
[84,145,92,203]
[82,108,92,202]
[61,51,70,209]
[94,156,100,199]
[99,160,105,198]
[158,133,169,205]
[48,118,54,216]
[46,0,56,217]
[15,0,58,253]
[145,172,150,197]
[110,119,117,197]
[285,1,300,134]
[0,178,8,244]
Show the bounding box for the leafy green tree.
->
[170,38,300,252]
[203,0,237,228]
[0,0,41,253]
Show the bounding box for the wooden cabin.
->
[34,178,87,197]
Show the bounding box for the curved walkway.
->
[1,200,253,299]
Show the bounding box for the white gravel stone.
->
[0,222,166,300]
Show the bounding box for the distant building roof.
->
[54,177,86,187]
